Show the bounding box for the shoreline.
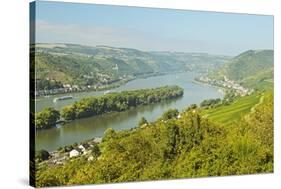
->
[35,85,184,131]
[35,72,222,151]
[37,136,103,166]
[192,79,226,97]
[35,71,181,99]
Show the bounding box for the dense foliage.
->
[200,91,238,109]
[225,50,273,81]
[61,86,184,121]
[200,98,221,108]
[35,108,60,129]
[160,108,179,120]
[212,50,273,90]
[138,117,148,127]
[34,86,183,129]
[36,79,64,91]
[35,93,273,187]
[35,150,51,163]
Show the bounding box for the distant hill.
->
[32,43,230,89]
[213,50,273,90]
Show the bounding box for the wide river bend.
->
[35,72,223,151]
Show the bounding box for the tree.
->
[35,108,60,129]
[163,123,179,159]
[59,86,184,123]
[138,117,148,127]
[61,105,76,120]
[200,99,221,108]
[189,104,197,109]
[161,109,179,121]
[90,143,101,158]
[103,128,117,142]
[35,149,50,162]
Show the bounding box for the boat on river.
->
[104,90,111,95]
[53,95,73,103]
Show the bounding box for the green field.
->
[202,93,262,126]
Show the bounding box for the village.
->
[41,137,103,167]
[196,75,254,96]
[35,73,135,97]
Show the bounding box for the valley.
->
[33,44,274,187]
[33,43,230,96]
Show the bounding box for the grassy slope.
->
[225,50,273,81]
[241,68,273,91]
[202,93,262,126]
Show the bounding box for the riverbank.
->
[35,72,223,151]
[35,85,184,130]
[192,79,225,96]
[37,137,103,166]
[36,71,179,98]
[194,76,253,97]
[36,77,135,97]
[37,92,264,166]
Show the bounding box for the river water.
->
[35,72,223,151]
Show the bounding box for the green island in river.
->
[35,85,184,129]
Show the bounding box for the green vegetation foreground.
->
[35,92,273,187]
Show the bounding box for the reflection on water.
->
[36,72,223,151]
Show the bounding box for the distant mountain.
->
[32,43,230,90]
[214,50,273,90]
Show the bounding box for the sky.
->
[33,1,273,56]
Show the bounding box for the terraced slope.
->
[202,93,262,125]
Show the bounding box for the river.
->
[35,72,223,151]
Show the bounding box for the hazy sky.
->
[34,1,273,56]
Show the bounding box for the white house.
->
[69,149,80,158]
[78,145,86,152]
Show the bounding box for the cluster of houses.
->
[35,74,135,97]
[35,84,91,97]
[98,73,135,85]
[197,76,253,97]
[47,137,102,166]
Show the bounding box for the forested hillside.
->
[33,43,230,90]
[35,92,273,187]
[214,50,273,90]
